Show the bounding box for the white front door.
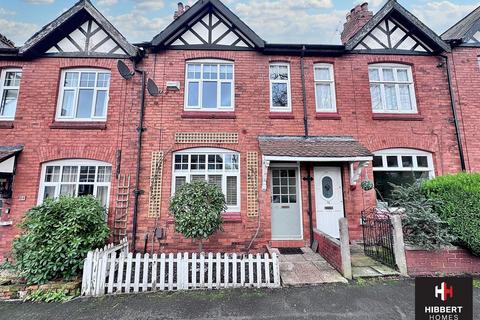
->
[271,167,302,240]
[314,167,344,238]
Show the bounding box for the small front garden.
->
[389,172,480,256]
[1,196,109,301]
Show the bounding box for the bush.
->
[169,181,226,251]
[13,196,109,284]
[422,173,480,256]
[389,182,454,249]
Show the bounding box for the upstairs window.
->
[269,63,291,112]
[56,69,110,121]
[373,148,434,206]
[185,60,234,111]
[368,64,417,113]
[172,148,240,212]
[314,64,336,112]
[0,69,22,120]
[38,159,112,208]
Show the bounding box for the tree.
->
[169,181,226,252]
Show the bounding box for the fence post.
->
[390,215,408,276]
[339,218,352,280]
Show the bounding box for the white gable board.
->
[46,20,127,55]
[353,18,432,53]
[168,11,254,48]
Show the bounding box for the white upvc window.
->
[368,64,417,113]
[314,63,336,112]
[185,60,234,111]
[56,69,111,121]
[172,148,240,212]
[372,148,434,206]
[0,69,22,120]
[269,63,292,112]
[38,159,112,209]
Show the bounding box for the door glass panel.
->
[322,176,333,199]
[272,169,296,204]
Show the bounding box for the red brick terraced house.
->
[442,5,480,172]
[0,0,468,260]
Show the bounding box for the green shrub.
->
[390,182,454,249]
[13,196,109,284]
[422,173,480,256]
[169,181,226,251]
[25,287,76,303]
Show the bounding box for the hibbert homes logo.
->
[416,277,473,320]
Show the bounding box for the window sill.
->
[269,112,295,119]
[181,111,236,119]
[167,212,241,223]
[372,113,424,121]
[50,122,107,130]
[315,112,341,120]
[0,121,14,129]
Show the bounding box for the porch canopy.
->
[258,136,373,190]
[0,145,23,173]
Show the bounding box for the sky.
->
[0,0,479,46]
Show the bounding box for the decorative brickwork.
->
[247,152,259,218]
[175,132,238,144]
[148,152,164,218]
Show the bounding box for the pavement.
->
[275,247,347,286]
[350,245,399,278]
[1,279,479,320]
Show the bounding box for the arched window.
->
[368,63,417,113]
[38,159,112,208]
[185,59,234,111]
[172,148,240,212]
[56,68,111,121]
[373,148,434,206]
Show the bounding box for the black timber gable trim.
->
[346,0,450,53]
[20,0,137,58]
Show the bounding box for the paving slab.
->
[371,265,399,276]
[352,266,382,278]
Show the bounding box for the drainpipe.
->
[132,70,146,253]
[440,55,466,171]
[300,46,315,246]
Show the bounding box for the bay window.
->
[269,63,291,112]
[368,64,417,113]
[0,69,22,120]
[314,64,336,112]
[38,159,112,208]
[373,149,434,206]
[185,60,234,111]
[172,148,240,212]
[56,69,110,121]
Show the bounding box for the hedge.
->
[422,173,480,256]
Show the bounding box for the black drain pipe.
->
[300,46,315,246]
[441,55,466,171]
[132,70,146,253]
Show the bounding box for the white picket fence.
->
[82,245,280,296]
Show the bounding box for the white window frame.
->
[56,68,111,121]
[171,148,241,212]
[269,62,292,112]
[368,63,417,114]
[184,59,235,112]
[37,159,112,209]
[372,148,434,177]
[0,68,22,121]
[313,63,336,112]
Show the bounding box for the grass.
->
[473,279,480,289]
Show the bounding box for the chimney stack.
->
[174,2,189,20]
[340,2,373,44]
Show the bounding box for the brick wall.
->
[405,247,480,276]
[0,57,139,260]
[313,229,342,273]
[449,47,480,172]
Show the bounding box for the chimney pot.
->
[341,2,374,44]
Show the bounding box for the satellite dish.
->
[147,78,162,97]
[117,60,134,80]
